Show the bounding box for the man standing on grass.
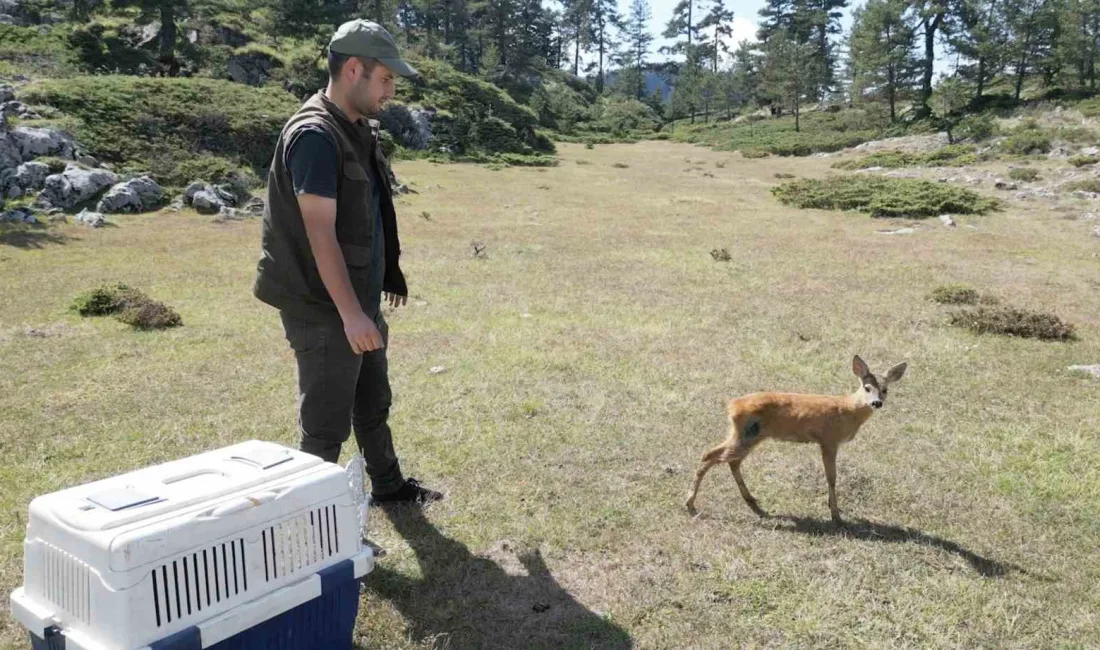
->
[252,19,442,507]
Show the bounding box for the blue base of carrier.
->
[30,560,361,650]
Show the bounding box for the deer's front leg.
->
[820,443,842,524]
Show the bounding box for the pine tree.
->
[590,0,623,92]
[848,0,919,120]
[622,0,654,99]
[697,0,734,73]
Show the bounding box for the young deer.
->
[685,355,907,523]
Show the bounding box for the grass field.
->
[2,142,1099,649]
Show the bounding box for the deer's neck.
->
[842,391,875,426]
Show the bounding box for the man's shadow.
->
[363,505,634,650]
[764,514,1028,578]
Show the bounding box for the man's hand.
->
[385,292,407,308]
[344,310,384,354]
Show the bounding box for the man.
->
[253,19,442,506]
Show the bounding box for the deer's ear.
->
[852,355,870,378]
[886,362,907,383]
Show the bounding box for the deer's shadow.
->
[362,505,633,650]
[763,514,1027,578]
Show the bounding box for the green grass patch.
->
[22,76,300,187]
[669,108,889,158]
[948,305,1076,341]
[1063,179,1100,194]
[771,175,1000,218]
[1069,155,1099,167]
[1008,167,1041,182]
[832,145,981,171]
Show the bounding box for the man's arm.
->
[298,195,383,354]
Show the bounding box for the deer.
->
[684,355,907,523]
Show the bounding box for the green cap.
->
[328,19,419,78]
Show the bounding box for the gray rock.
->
[73,208,106,228]
[876,227,917,235]
[213,184,238,206]
[183,181,207,203]
[77,154,98,168]
[1092,226,1100,238]
[96,175,163,213]
[994,180,1018,191]
[48,213,67,224]
[13,161,49,192]
[227,52,280,87]
[939,214,956,227]
[37,165,119,209]
[10,125,75,160]
[0,83,13,103]
[214,205,243,221]
[7,185,21,199]
[1069,365,1100,379]
[242,196,265,216]
[0,206,36,224]
[192,189,226,214]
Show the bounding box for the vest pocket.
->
[340,243,372,268]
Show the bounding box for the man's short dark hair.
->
[327,51,381,80]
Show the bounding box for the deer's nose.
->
[871,400,883,409]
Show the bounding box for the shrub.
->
[1008,167,1041,182]
[1068,155,1099,167]
[1063,179,1100,193]
[948,306,1075,341]
[928,284,980,305]
[771,175,999,218]
[954,114,998,142]
[70,283,147,316]
[117,301,183,330]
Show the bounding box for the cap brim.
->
[379,57,419,79]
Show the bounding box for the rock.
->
[1068,365,1100,379]
[192,189,226,214]
[12,161,50,193]
[0,83,13,103]
[939,214,956,227]
[1083,213,1098,220]
[429,366,448,375]
[213,205,243,222]
[876,227,917,235]
[165,198,184,213]
[213,184,239,206]
[1074,190,1100,201]
[1092,226,1100,238]
[183,181,207,204]
[242,196,265,216]
[96,176,164,213]
[994,180,1018,191]
[1082,147,1100,156]
[48,213,67,224]
[9,125,75,160]
[77,154,98,168]
[380,104,434,150]
[7,185,21,199]
[37,165,118,210]
[0,206,37,224]
[73,208,106,228]
[227,51,281,87]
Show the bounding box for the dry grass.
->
[2,142,1100,649]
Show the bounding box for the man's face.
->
[351,60,395,117]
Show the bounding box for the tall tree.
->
[761,32,822,129]
[561,0,594,75]
[621,0,654,99]
[590,0,623,92]
[950,0,1008,98]
[1004,0,1058,98]
[848,0,919,120]
[911,0,952,118]
[698,0,734,72]
[662,0,699,56]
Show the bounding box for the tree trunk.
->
[977,58,986,98]
[916,13,944,118]
[158,0,177,76]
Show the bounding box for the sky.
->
[572,0,950,75]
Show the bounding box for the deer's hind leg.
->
[686,418,764,516]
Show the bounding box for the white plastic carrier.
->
[9,440,374,650]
